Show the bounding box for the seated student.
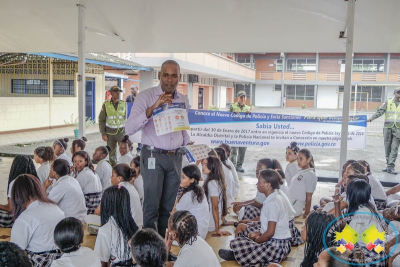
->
[172,165,209,240]
[219,169,291,266]
[10,174,65,266]
[358,160,387,210]
[72,151,102,214]
[53,138,72,166]
[288,149,317,218]
[93,146,112,191]
[234,158,284,221]
[44,159,87,221]
[70,137,87,155]
[0,155,38,227]
[201,156,231,236]
[130,156,144,205]
[218,143,240,198]
[284,142,300,186]
[130,229,167,267]
[51,217,101,267]
[215,147,235,208]
[300,212,338,266]
[314,247,365,267]
[165,211,220,267]
[0,241,32,267]
[334,179,387,267]
[33,146,56,185]
[94,186,139,267]
[117,135,133,165]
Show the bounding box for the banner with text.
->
[187,110,367,149]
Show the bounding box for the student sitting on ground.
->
[314,247,365,267]
[10,174,65,267]
[117,135,134,165]
[70,137,87,155]
[0,241,32,267]
[300,212,338,267]
[215,148,235,208]
[0,155,38,228]
[219,169,292,266]
[165,211,220,267]
[44,159,87,221]
[129,228,167,267]
[93,145,112,191]
[172,165,209,240]
[72,151,102,214]
[218,143,240,198]
[130,156,144,205]
[358,160,387,210]
[51,217,101,267]
[94,186,139,267]
[33,146,56,185]
[53,138,72,166]
[284,142,300,186]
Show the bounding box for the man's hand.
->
[146,92,173,118]
[102,135,108,142]
[246,111,251,114]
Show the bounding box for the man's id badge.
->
[148,157,155,169]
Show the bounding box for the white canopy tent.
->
[2,0,399,177]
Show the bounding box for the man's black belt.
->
[144,145,181,156]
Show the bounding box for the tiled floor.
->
[0,174,341,266]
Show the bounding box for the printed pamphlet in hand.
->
[153,103,190,136]
[181,144,212,163]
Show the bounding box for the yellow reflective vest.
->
[384,98,400,128]
[105,101,126,134]
[230,102,251,113]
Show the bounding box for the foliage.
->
[64,114,95,129]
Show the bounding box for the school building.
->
[0,53,151,133]
[243,53,400,110]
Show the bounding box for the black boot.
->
[218,249,236,261]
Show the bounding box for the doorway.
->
[86,77,96,121]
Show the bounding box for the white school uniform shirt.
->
[50,246,101,267]
[58,152,72,166]
[94,217,132,264]
[288,168,317,207]
[36,161,51,184]
[285,161,300,186]
[133,174,144,206]
[261,192,291,239]
[10,200,65,252]
[118,153,133,165]
[206,180,223,232]
[119,181,143,227]
[222,164,235,206]
[255,181,290,205]
[227,159,240,198]
[176,191,210,240]
[95,159,112,191]
[367,174,387,200]
[48,175,87,221]
[75,167,102,194]
[174,237,221,267]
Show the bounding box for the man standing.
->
[230,90,251,173]
[126,60,190,238]
[99,86,126,166]
[126,84,142,156]
[367,88,400,175]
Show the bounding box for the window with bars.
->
[286,59,316,72]
[11,79,48,95]
[339,85,383,102]
[53,80,75,96]
[286,85,314,100]
[341,59,385,73]
[276,59,283,72]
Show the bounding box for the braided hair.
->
[0,241,32,267]
[179,165,204,204]
[301,212,338,267]
[202,156,228,217]
[8,155,38,193]
[214,147,231,170]
[169,210,198,246]
[326,247,365,266]
[286,141,300,154]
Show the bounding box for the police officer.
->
[99,86,126,166]
[367,88,400,175]
[230,90,251,172]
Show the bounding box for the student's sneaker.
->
[218,249,236,261]
[387,168,398,175]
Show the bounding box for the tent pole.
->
[78,4,86,138]
[339,0,355,179]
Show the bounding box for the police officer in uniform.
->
[367,88,400,175]
[99,86,126,166]
[230,90,251,172]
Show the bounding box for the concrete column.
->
[188,82,194,108]
[77,4,86,138]
[213,78,219,107]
